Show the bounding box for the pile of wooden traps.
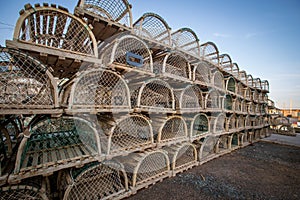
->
[0,0,272,199]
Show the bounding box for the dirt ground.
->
[125,141,300,200]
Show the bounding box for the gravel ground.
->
[125,141,300,200]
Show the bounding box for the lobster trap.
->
[210,113,226,134]
[171,28,200,57]
[133,13,171,46]
[62,161,130,200]
[226,114,237,133]
[234,98,242,113]
[189,113,210,141]
[174,84,203,114]
[204,89,223,111]
[163,142,198,175]
[198,136,218,162]
[60,68,131,113]
[212,70,224,91]
[130,78,175,113]
[225,76,236,94]
[219,54,233,74]
[153,50,192,82]
[0,47,59,115]
[7,3,98,78]
[192,60,212,86]
[11,116,101,182]
[0,176,49,200]
[98,33,153,75]
[152,115,188,147]
[96,114,154,158]
[200,42,219,66]
[224,94,233,111]
[116,150,170,191]
[217,135,231,153]
[230,132,241,149]
[75,0,133,41]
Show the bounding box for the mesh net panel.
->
[194,61,211,84]
[200,43,219,65]
[83,0,131,26]
[134,14,170,45]
[227,77,236,93]
[174,144,196,168]
[220,54,232,73]
[171,29,200,55]
[0,187,46,200]
[192,114,209,137]
[180,85,203,110]
[213,71,224,89]
[201,137,217,158]
[206,90,220,109]
[0,48,54,108]
[109,115,152,154]
[71,70,129,109]
[214,114,226,133]
[19,7,94,55]
[20,117,98,171]
[224,95,233,110]
[160,117,186,142]
[65,162,126,200]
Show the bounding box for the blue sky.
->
[1,0,300,109]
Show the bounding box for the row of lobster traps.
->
[0,113,269,184]
[5,1,270,95]
[0,48,268,115]
[0,128,269,200]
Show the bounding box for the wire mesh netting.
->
[0,48,57,111]
[239,71,247,84]
[190,113,209,139]
[199,136,218,159]
[17,116,100,175]
[164,143,197,173]
[212,71,224,90]
[200,42,219,65]
[234,98,242,112]
[97,114,153,156]
[99,33,153,72]
[205,89,222,110]
[130,79,175,112]
[133,13,171,46]
[176,84,203,113]
[261,80,269,92]
[153,51,191,81]
[226,77,236,93]
[61,68,131,112]
[212,113,226,134]
[232,63,239,79]
[231,133,239,147]
[224,94,233,111]
[193,61,211,85]
[63,161,128,200]
[157,116,188,144]
[78,0,132,26]
[16,4,96,56]
[171,28,200,56]
[219,54,232,73]
[218,135,230,152]
[247,75,254,87]
[227,114,237,131]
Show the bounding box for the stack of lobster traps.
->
[0,0,271,199]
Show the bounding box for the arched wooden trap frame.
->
[75,0,133,41]
[273,116,290,126]
[204,89,222,111]
[236,81,244,97]
[225,76,236,94]
[98,33,153,75]
[11,116,102,182]
[234,98,242,113]
[211,113,226,135]
[230,132,241,149]
[247,74,254,88]
[133,12,172,46]
[163,143,198,176]
[253,78,262,90]
[0,47,59,115]
[192,60,212,86]
[252,89,259,103]
[0,176,49,200]
[224,94,233,112]
[217,135,230,153]
[219,54,233,74]
[153,115,188,147]
[189,113,210,141]
[232,63,240,79]
[239,71,247,85]
[116,150,170,192]
[153,50,192,82]
[226,114,237,133]
[62,161,130,200]
[198,136,218,162]
[8,3,98,78]
[241,100,248,114]
[60,68,131,114]
[253,129,261,141]
[237,115,245,131]
[247,102,255,115]
[244,115,251,129]
[96,114,154,158]
[200,42,219,66]
[251,116,258,129]
[130,78,175,113]
[175,84,203,113]
[171,28,200,57]
[212,70,225,91]
[261,80,269,92]
[244,87,252,101]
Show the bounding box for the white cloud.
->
[213,33,231,38]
